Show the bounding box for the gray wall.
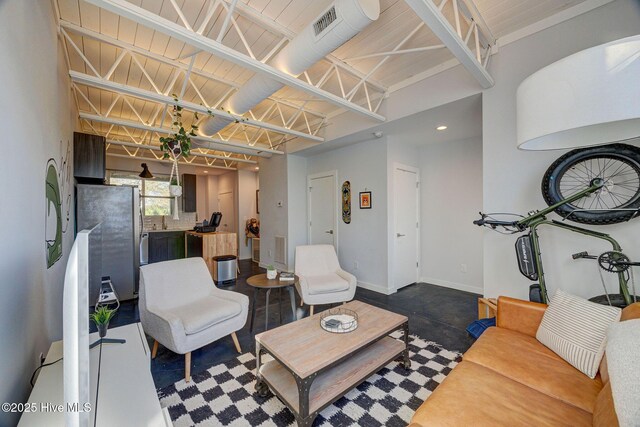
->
[419,137,483,293]
[258,154,289,269]
[286,155,308,268]
[307,138,390,292]
[0,1,76,424]
[483,0,640,300]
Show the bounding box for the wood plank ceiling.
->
[55,0,586,169]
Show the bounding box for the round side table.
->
[247,273,299,332]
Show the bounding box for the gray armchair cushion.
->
[307,273,351,295]
[175,295,243,335]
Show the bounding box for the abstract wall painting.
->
[45,140,72,268]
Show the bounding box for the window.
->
[109,172,172,216]
[142,179,172,216]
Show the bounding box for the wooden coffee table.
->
[254,300,410,426]
[247,273,299,332]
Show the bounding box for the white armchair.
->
[294,245,357,316]
[139,257,248,382]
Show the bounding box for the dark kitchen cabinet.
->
[74,132,106,183]
[148,231,185,264]
[185,233,203,258]
[182,174,197,213]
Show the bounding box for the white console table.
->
[19,323,171,426]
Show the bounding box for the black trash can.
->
[213,255,237,286]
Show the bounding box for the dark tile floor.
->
[103,259,479,390]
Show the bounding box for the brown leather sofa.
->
[410,297,640,427]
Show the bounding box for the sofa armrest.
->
[496,296,547,338]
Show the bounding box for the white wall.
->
[287,155,308,268]
[237,170,259,259]
[307,138,390,293]
[196,175,220,222]
[419,137,483,293]
[258,154,289,269]
[217,171,238,233]
[483,0,640,300]
[0,1,75,424]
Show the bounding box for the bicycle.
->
[474,143,640,307]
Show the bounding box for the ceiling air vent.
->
[313,6,337,36]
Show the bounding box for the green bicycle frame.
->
[515,181,632,305]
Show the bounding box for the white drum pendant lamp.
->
[517,35,640,150]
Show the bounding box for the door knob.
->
[325,230,334,234]
[397,233,405,237]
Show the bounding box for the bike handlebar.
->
[473,215,519,228]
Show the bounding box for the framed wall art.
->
[359,191,372,209]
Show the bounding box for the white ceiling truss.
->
[54,0,506,166]
[404,0,494,88]
[82,0,388,120]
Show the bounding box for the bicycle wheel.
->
[542,144,640,224]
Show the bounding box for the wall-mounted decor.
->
[359,191,372,209]
[45,140,72,268]
[342,181,351,224]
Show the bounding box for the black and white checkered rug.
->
[157,333,460,426]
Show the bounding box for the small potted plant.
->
[266,264,277,280]
[91,306,115,338]
[169,177,182,197]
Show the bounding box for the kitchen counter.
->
[184,230,235,236]
[185,231,237,277]
[144,228,194,233]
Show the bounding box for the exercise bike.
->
[474,143,640,307]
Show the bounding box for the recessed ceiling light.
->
[255,166,259,170]
[204,170,208,173]
[436,125,448,131]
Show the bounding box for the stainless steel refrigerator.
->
[76,184,140,304]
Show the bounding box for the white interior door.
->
[218,191,235,232]
[393,165,420,289]
[308,172,337,247]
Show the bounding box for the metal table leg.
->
[401,321,411,369]
[295,372,318,427]
[278,287,283,325]
[250,287,258,332]
[287,286,297,321]
[265,289,271,331]
[254,341,269,397]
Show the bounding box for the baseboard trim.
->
[357,281,396,295]
[420,277,483,295]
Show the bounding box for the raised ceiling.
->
[54,0,588,169]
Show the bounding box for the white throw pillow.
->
[536,290,621,378]
[606,318,640,427]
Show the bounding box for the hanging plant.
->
[158,95,204,221]
[159,95,199,159]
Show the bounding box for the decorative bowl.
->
[320,308,358,333]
